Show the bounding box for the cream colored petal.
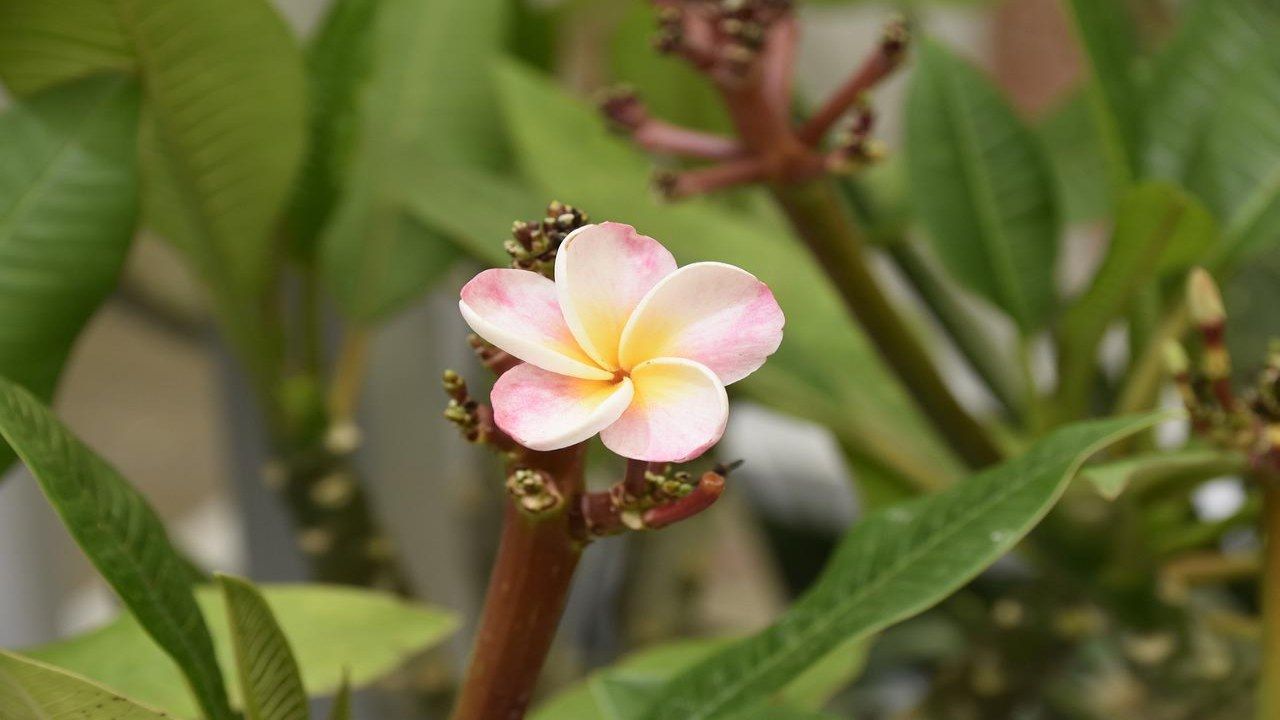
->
[618,262,784,384]
[492,363,634,451]
[555,222,677,370]
[460,268,610,380]
[600,357,728,462]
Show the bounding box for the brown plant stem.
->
[451,444,587,720]
[269,439,412,593]
[1261,481,1280,720]
[769,179,1003,468]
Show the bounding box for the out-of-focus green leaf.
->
[1062,0,1140,190]
[533,636,866,720]
[287,0,381,257]
[1080,448,1244,501]
[27,585,458,718]
[0,76,138,471]
[0,0,133,96]
[218,575,309,720]
[1190,51,1280,268]
[0,651,171,720]
[1222,243,1280,383]
[487,59,964,490]
[129,0,305,304]
[906,40,1059,334]
[0,377,233,720]
[1056,182,1215,415]
[1038,90,1112,223]
[327,676,352,720]
[609,3,730,134]
[320,0,509,322]
[1143,0,1280,182]
[641,414,1162,720]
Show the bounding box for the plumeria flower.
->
[459,222,785,462]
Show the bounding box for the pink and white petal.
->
[460,268,610,380]
[492,364,634,452]
[618,262,784,385]
[555,222,677,370]
[600,357,728,463]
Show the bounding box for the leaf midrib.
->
[0,84,119,244]
[935,49,1032,331]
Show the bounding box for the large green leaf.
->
[27,585,458,718]
[218,576,309,720]
[1143,0,1280,182]
[0,0,132,97]
[1038,90,1112,223]
[0,76,138,468]
[1061,0,1140,189]
[287,0,381,258]
[0,651,170,720]
[1190,50,1280,267]
[319,0,509,323]
[129,0,306,303]
[533,637,865,720]
[905,40,1060,333]
[488,58,963,491]
[1056,182,1215,415]
[0,377,233,720]
[641,413,1162,720]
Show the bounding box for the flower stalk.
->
[448,204,761,716]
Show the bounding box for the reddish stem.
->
[643,472,726,529]
[635,120,745,160]
[797,27,906,145]
[658,156,771,199]
[451,444,586,720]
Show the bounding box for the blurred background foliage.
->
[0,0,1279,718]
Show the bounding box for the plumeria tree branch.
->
[604,3,1003,469]
[447,203,780,719]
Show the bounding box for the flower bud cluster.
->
[504,201,589,277]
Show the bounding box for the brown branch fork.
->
[601,0,903,200]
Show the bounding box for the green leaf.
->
[130,0,306,302]
[0,651,171,720]
[641,413,1163,720]
[1038,90,1112,223]
[326,676,352,720]
[1061,0,1140,189]
[608,4,730,136]
[906,40,1060,333]
[0,76,139,469]
[217,575,309,720]
[488,58,964,492]
[1190,50,1280,267]
[287,0,381,257]
[1143,0,1280,182]
[27,585,458,718]
[0,0,133,96]
[0,376,233,720]
[533,636,864,720]
[319,0,510,323]
[1056,182,1216,414]
[1080,448,1244,501]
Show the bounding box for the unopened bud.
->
[1187,267,1226,327]
[1162,341,1189,376]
